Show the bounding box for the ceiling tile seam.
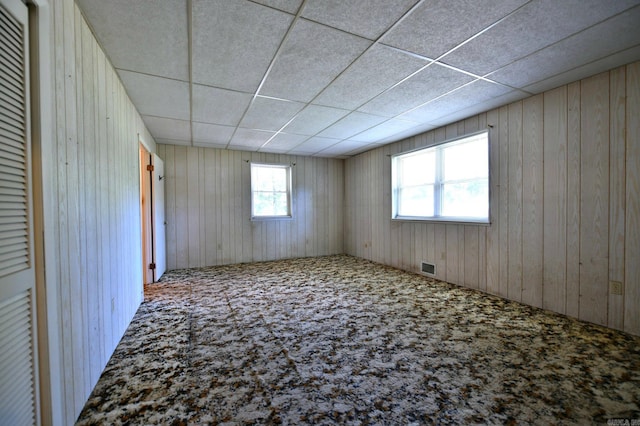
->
[433,0,534,64]
[114,67,190,85]
[245,0,296,17]
[258,0,430,153]
[433,60,532,95]
[481,4,640,92]
[225,0,309,151]
[141,114,190,123]
[521,43,640,93]
[187,0,194,147]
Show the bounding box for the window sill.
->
[392,216,490,226]
[251,216,294,221]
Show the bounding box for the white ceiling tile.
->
[262,133,309,151]
[428,90,530,127]
[192,0,293,92]
[358,63,475,117]
[301,0,419,40]
[192,122,235,145]
[251,0,302,14]
[350,118,420,143]
[398,79,513,122]
[292,136,341,152]
[381,0,528,59]
[76,0,189,80]
[282,105,350,135]
[442,0,640,76]
[259,19,372,102]
[228,128,276,149]
[192,85,252,126]
[523,45,640,94]
[314,44,427,109]
[488,6,640,89]
[119,71,190,120]
[239,97,306,131]
[143,116,191,141]
[155,138,192,146]
[317,112,388,139]
[315,140,371,156]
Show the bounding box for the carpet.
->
[76,255,640,425]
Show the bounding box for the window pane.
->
[441,179,488,218]
[397,186,434,217]
[251,164,291,218]
[400,151,435,186]
[253,166,287,192]
[443,137,488,181]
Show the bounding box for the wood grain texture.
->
[543,86,568,314]
[159,146,344,269]
[507,102,523,302]
[608,67,626,331]
[344,61,640,337]
[565,81,581,319]
[624,62,640,336]
[579,72,610,327]
[48,3,155,423]
[521,95,543,308]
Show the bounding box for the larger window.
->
[391,131,489,223]
[251,163,292,219]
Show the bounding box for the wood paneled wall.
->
[156,145,344,269]
[345,62,640,336]
[49,2,154,422]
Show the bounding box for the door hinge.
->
[146,164,154,171]
[149,263,156,270]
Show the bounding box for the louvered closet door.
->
[0,0,39,425]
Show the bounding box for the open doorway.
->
[139,144,166,285]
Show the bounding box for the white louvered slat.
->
[0,0,37,424]
[0,290,35,426]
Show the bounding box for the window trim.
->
[391,130,490,225]
[250,162,293,220]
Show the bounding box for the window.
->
[391,131,489,223]
[251,163,292,219]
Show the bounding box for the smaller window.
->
[392,131,489,223]
[251,163,292,219]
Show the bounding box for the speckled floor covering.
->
[76,255,640,425]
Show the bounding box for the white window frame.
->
[391,130,490,224]
[250,162,293,220]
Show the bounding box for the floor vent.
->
[421,262,436,275]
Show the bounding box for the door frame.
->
[27,0,63,424]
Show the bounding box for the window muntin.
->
[392,131,489,223]
[251,163,292,219]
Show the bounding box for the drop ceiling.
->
[76,0,640,158]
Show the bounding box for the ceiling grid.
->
[76,0,640,158]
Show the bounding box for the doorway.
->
[139,144,166,285]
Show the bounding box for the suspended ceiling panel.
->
[76,0,640,158]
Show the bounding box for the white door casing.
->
[152,154,166,280]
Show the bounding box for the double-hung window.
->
[392,131,489,223]
[251,163,292,219]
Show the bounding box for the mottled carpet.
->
[76,255,640,425]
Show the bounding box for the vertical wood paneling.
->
[507,101,523,302]
[498,106,509,297]
[49,3,153,423]
[486,109,500,296]
[159,146,344,269]
[344,60,640,337]
[625,62,640,336]
[608,67,626,330]
[565,81,581,318]
[579,72,609,327]
[543,86,568,314]
[521,95,544,308]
